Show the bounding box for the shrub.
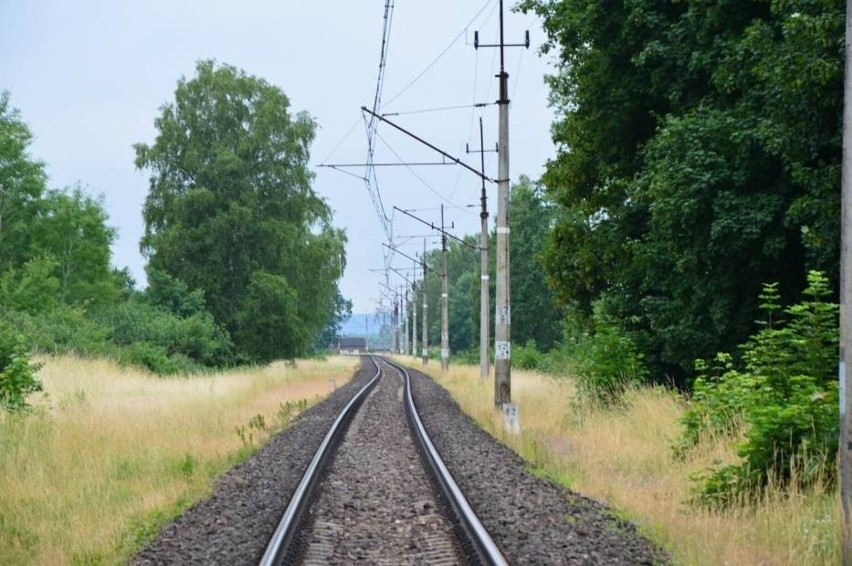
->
[7,305,108,355]
[568,299,648,406]
[513,340,545,371]
[678,271,838,508]
[0,323,42,411]
[93,298,235,372]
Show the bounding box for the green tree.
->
[0,91,47,272]
[315,289,353,350]
[35,186,118,306]
[510,175,562,351]
[135,60,346,361]
[0,256,60,315]
[144,269,207,317]
[521,0,843,381]
[421,235,480,355]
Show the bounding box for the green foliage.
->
[0,256,61,315]
[233,271,304,362]
[520,0,843,383]
[511,340,544,371]
[135,60,347,362]
[0,323,42,411]
[0,90,241,377]
[419,176,562,358]
[35,186,118,306]
[567,299,648,407]
[314,290,353,350]
[1,305,108,356]
[0,91,48,273]
[512,340,571,375]
[93,297,235,374]
[677,272,838,508]
[510,176,563,351]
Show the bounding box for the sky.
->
[1,0,556,315]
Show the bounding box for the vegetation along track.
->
[134,357,663,564]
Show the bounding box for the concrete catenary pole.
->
[412,261,418,358]
[392,294,399,354]
[477,118,491,381]
[399,285,405,354]
[840,0,852,560]
[404,284,410,355]
[441,204,450,373]
[422,240,429,366]
[493,0,511,405]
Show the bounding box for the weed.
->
[178,453,196,479]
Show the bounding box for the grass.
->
[0,354,359,565]
[403,358,839,565]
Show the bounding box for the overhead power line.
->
[383,0,495,108]
[363,0,396,242]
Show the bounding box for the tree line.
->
[403,175,563,364]
[518,0,842,385]
[512,0,842,505]
[0,60,349,379]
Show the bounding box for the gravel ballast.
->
[406,363,664,564]
[134,358,664,564]
[133,363,377,565]
[288,358,462,564]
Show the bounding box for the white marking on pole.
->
[422,348,428,357]
[502,403,520,434]
[495,341,510,360]
[496,227,510,234]
[842,362,847,416]
[441,348,449,359]
[441,293,448,298]
[481,275,490,280]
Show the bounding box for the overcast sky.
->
[1,0,556,314]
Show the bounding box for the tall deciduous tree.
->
[36,186,118,305]
[0,91,47,272]
[1,93,118,309]
[521,0,843,381]
[135,60,346,361]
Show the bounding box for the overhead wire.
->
[383,0,495,109]
[375,129,462,210]
[382,102,493,117]
[364,0,396,244]
[319,115,364,166]
[369,0,507,270]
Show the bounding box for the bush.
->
[0,305,108,356]
[93,298,235,372]
[513,340,545,371]
[677,271,838,508]
[567,299,648,406]
[112,342,199,376]
[0,323,42,411]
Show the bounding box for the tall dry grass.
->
[406,358,839,565]
[0,354,359,565]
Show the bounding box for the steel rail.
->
[385,358,508,566]
[259,357,382,566]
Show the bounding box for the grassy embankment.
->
[0,354,359,565]
[406,358,838,565]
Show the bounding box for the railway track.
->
[260,356,506,566]
[134,357,662,564]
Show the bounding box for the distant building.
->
[338,336,367,355]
